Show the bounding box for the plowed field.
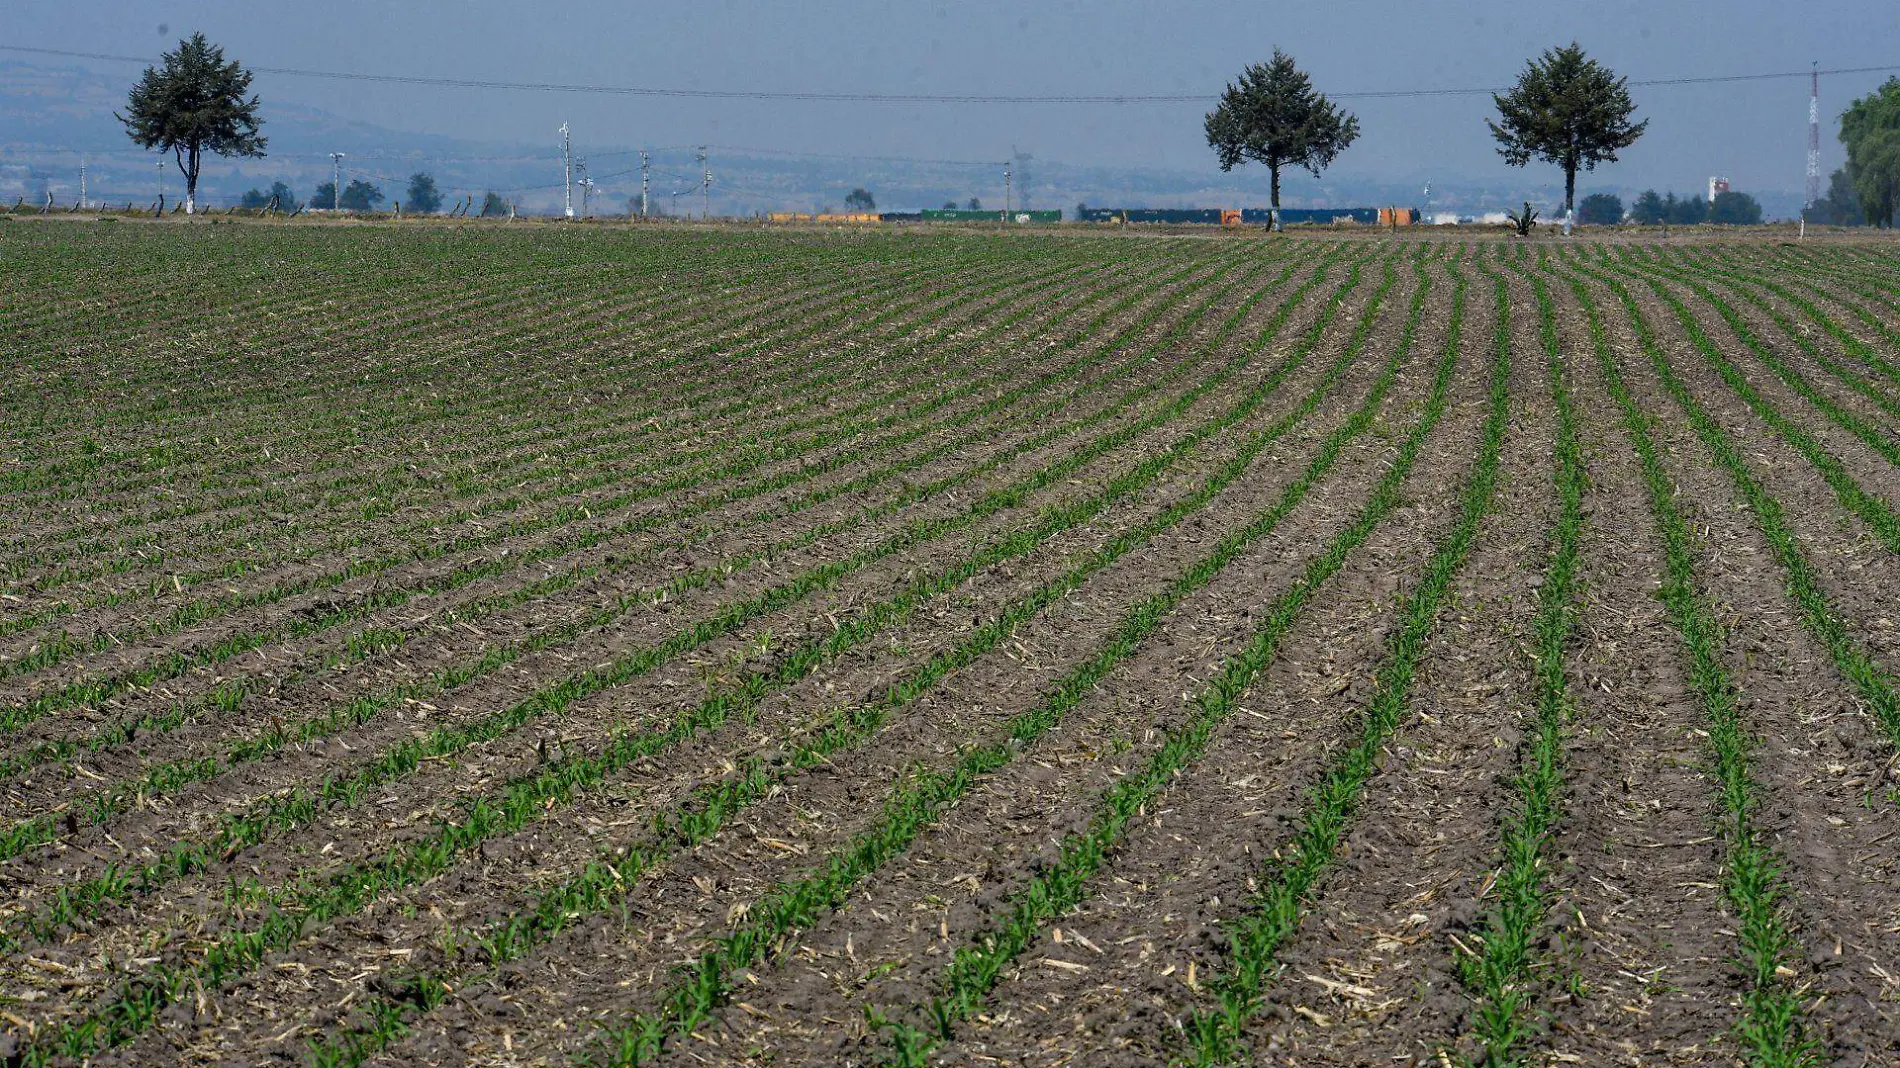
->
[3,222,1899,1067]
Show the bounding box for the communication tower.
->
[1806,62,1821,209]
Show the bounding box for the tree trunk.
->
[1564,163,1576,215]
[181,146,196,216]
[1270,162,1283,232]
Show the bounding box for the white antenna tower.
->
[79,157,87,210]
[561,122,574,219]
[640,151,651,218]
[1806,62,1821,210]
[329,152,345,211]
[577,159,594,218]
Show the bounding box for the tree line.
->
[114,32,1900,226]
[231,173,453,214]
[1574,189,1765,227]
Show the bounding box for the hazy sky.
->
[9,0,1899,195]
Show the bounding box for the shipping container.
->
[1241,207,1382,226]
[1081,207,1396,226]
[765,212,880,224]
[920,209,1061,223]
[1078,207,1224,224]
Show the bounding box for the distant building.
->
[1708,176,1731,203]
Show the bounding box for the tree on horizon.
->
[1489,42,1645,215]
[406,173,443,214]
[118,33,266,215]
[1204,49,1359,230]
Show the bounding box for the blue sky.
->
[6,0,1898,196]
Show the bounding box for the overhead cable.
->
[3,44,1894,105]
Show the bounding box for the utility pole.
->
[1806,61,1822,213]
[577,159,593,219]
[155,157,163,208]
[697,146,710,220]
[561,122,574,219]
[1003,163,1011,221]
[330,152,345,211]
[640,150,650,219]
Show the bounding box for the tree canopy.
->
[480,191,509,217]
[1489,42,1644,213]
[1841,79,1900,227]
[1629,189,1667,225]
[237,180,293,212]
[311,179,384,212]
[1627,190,1716,225]
[1811,168,1866,226]
[1708,190,1764,225]
[1841,77,1900,145]
[118,33,266,215]
[1204,49,1359,225]
[406,173,443,214]
[1663,192,1708,225]
[339,180,383,212]
[1854,133,1900,228]
[1576,192,1623,225]
[844,187,876,212]
[1841,78,1900,220]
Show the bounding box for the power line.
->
[3,43,1895,104]
[5,140,1014,180]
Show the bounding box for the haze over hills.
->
[0,59,1808,219]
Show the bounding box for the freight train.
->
[1076,207,1416,226]
[759,206,1416,226]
